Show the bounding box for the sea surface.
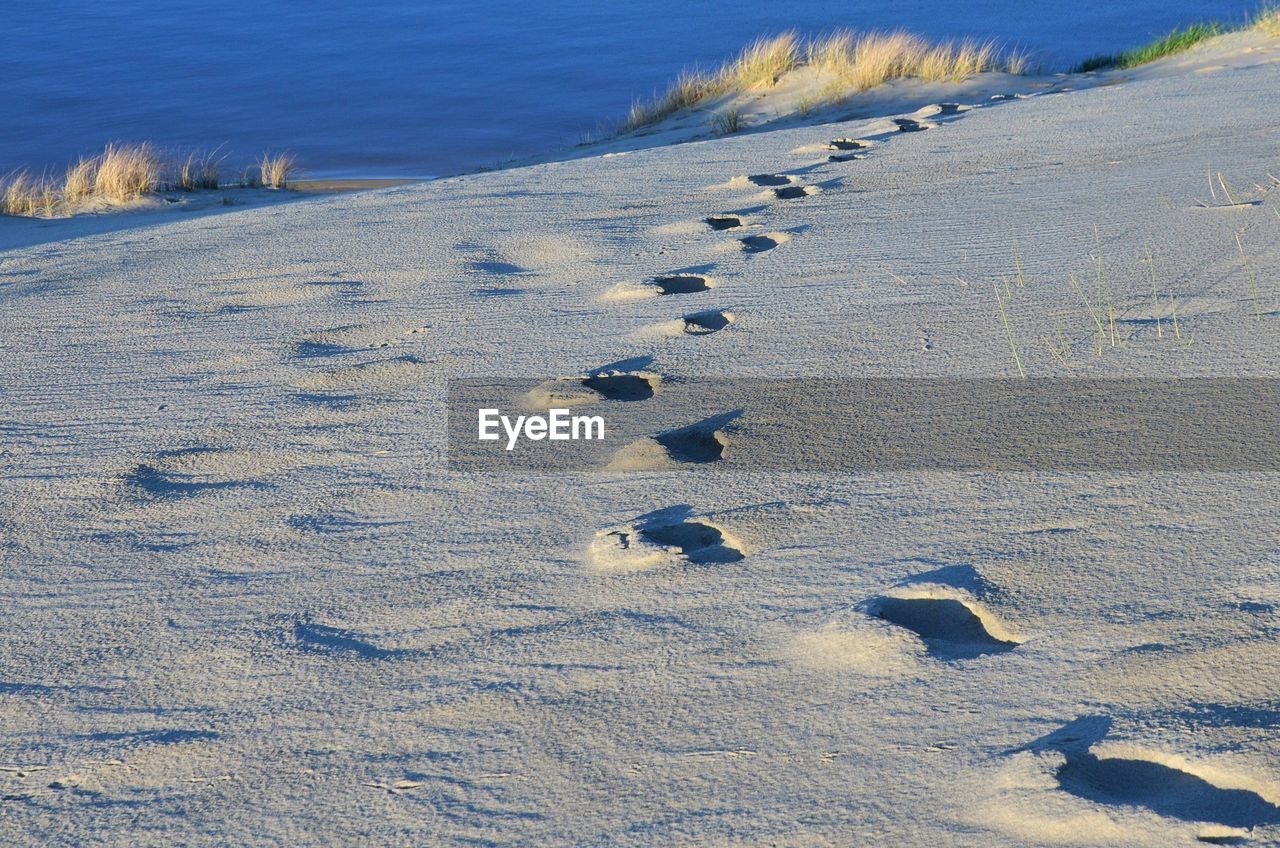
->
[1,0,1255,178]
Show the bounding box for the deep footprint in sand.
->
[740,233,790,254]
[893,118,928,132]
[1023,717,1280,831]
[1056,754,1280,830]
[641,522,743,563]
[590,506,745,570]
[581,372,657,401]
[705,215,743,231]
[527,370,662,407]
[829,138,866,150]
[654,425,727,463]
[773,185,817,200]
[866,593,1019,659]
[746,174,792,186]
[126,446,290,500]
[606,412,737,470]
[652,274,713,295]
[682,309,734,335]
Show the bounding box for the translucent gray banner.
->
[447,378,1280,472]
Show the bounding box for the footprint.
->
[641,522,743,563]
[654,421,729,462]
[828,153,864,163]
[581,373,657,401]
[1059,755,1280,830]
[282,615,410,660]
[589,507,745,571]
[527,369,662,407]
[651,274,713,295]
[745,174,792,187]
[705,215,743,231]
[631,309,734,339]
[773,185,818,200]
[295,339,353,359]
[682,309,734,335]
[740,232,791,254]
[863,589,1019,659]
[602,273,716,302]
[828,138,866,150]
[126,447,278,500]
[893,118,928,132]
[1023,717,1280,831]
[606,411,738,470]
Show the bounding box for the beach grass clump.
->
[63,157,97,204]
[176,149,222,191]
[1,143,297,218]
[722,32,800,90]
[805,30,1006,90]
[626,29,1022,131]
[259,152,298,189]
[625,33,798,131]
[94,143,161,199]
[626,68,718,129]
[1076,23,1221,72]
[1256,7,1280,36]
[711,107,744,135]
[2,172,58,217]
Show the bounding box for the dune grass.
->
[259,152,298,189]
[1257,7,1280,36]
[727,32,801,90]
[2,173,58,218]
[1076,23,1222,72]
[711,107,744,135]
[177,149,223,191]
[1,144,298,218]
[808,31,1006,90]
[94,143,162,199]
[624,30,1024,131]
[627,10,1280,132]
[625,34,800,130]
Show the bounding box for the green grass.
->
[710,108,744,135]
[1076,23,1221,72]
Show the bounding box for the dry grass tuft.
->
[626,68,717,129]
[176,150,222,191]
[63,157,97,204]
[1256,8,1280,36]
[94,143,160,200]
[627,29,1021,130]
[259,152,298,189]
[820,31,1003,90]
[721,32,800,90]
[2,172,58,217]
[1,143,296,218]
[710,107,744,135]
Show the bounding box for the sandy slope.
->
[2,34,1280,847]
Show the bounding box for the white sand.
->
[2,31,1280,846]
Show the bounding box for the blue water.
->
[1,1,1255,178]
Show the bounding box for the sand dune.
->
[2,30,1279,846]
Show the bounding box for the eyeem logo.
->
[478,408,605,451]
